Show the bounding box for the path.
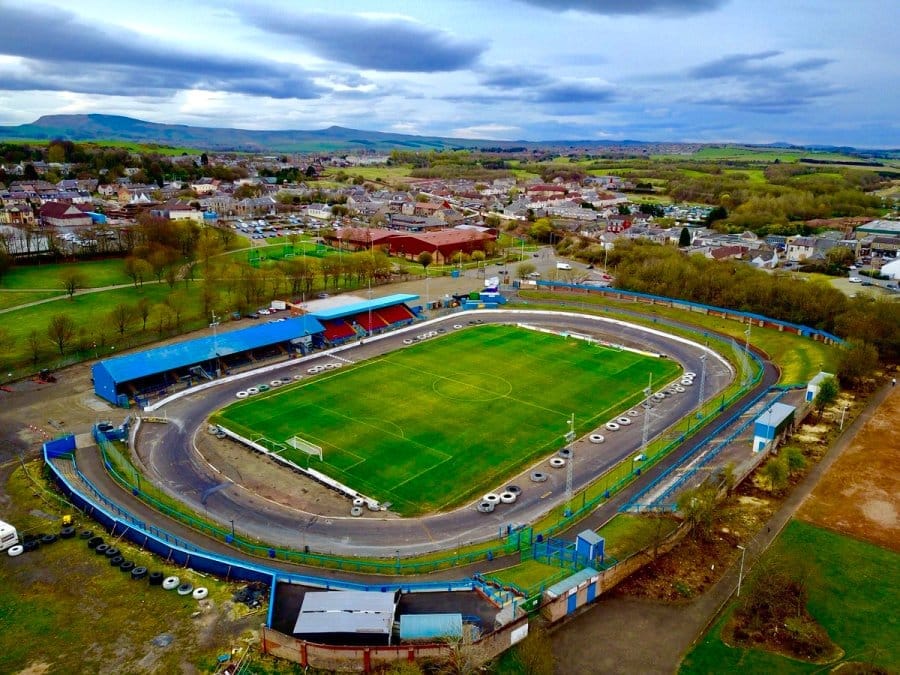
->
[550,381,894,675]
[0,279,167,314]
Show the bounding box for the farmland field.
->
[213,324,681,515]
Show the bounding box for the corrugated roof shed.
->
[95,315,324,384]
[399,614,463,641]
[292,591,397,636]
[544,567,599,599]
[757,402,795,430]
[312,294,419,320]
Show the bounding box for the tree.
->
[417,251,433,274]
[813,376,838,417]
[26,329,42,365]
[782,447,806,475]
[825,246,855,269]
[109,303,135,336]
[124,256,152,287]
[836,340,879,390]
[529,218,553,243]
[678,227,692,248]
[762,455,789,493]
[136,297,151,331]
[0,249,12,283]
[516,262,537,279]
[676,480,720,541]
[164,291,189,331]
[60,269,85,299]
[47,313,76,355]
[0,327,13,371]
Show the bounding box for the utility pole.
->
[736,544,746,597]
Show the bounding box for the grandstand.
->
[91,316,325,405]
[312,293,420,345]
[92,294,422,405]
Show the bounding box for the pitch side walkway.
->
[550,381,894,675]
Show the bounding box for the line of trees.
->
[604,241,899,374]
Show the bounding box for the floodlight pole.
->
[641,374,653,456]
[564,413,575,515]
[698,354,708,416]
[736,544,746,597]
[840,405,848,430]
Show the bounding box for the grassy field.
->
[0,463,252,674]
[684,147,863,163]
[323,164,414,183]
[0,258,132,289]
[680,519,900,674]
[213,324,681,515]
[596,514,679,560]
[518,290,839,385]
[1,282,205,367]
[0,289,65,310]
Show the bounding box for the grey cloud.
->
[534,82,615,104]
[685,51,837,113]
[240,9,484,72]
[480,67,552,89]
[689,51,833,80]
[0,4,321,99]
[516,0,726,16]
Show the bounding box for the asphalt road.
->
[130,310,736,557]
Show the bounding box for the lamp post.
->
[229,518,235,539]
[840,404,849,430]
[736,544,746,597]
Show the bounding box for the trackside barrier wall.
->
[43,443,480,597]
[533,281,844,344]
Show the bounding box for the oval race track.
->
[129,310,755,557]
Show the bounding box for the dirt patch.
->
[195,432,372,517]
[797,386,900,551]
[611,484,778,601]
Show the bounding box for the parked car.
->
[848,277,862,283]
[527,271,541,278]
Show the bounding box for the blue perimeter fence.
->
[42,436,483,630]
[531,281,844,345]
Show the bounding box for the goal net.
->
[286,435,323,461]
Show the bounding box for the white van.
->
[0,520,18,551]
[556,262,572,270]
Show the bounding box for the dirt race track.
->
[797,385,899,552]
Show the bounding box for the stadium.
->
[115,302,734,555]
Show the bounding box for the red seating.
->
[323,320,356,341]
[351,312,387,331]
[377,304,414,324]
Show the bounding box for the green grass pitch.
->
[212,324,681,516]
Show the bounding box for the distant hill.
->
[0,114,894,157]
[0,114,496,153]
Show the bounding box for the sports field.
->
[212,324,681,515]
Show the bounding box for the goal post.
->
[286,435,323,462]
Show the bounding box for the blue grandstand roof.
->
[96,315,324,384]
[312,294,419,321]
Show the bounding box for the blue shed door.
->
[586,582,597,603]
[567,592,578,614]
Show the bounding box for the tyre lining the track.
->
[499,491,517,504]
[558,448,573,459]
[605,422,620,431]
[549,457,566,468]
[476,501,495,513]
[530,471,548,483]
[589,434,605,444]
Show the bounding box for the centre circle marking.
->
[431,372,513,402]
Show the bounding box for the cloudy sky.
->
[0,0,897,147]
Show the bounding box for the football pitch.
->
[212,324,681,515]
